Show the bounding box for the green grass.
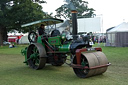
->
[0,45,28,54]
[0,44,128,85]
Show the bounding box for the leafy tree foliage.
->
[8,0,46,32]
[55,0,95,19]
[0,0,11,26]
[0,0,47,45]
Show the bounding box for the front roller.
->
[27,43,47,70]
[72,48,110,78]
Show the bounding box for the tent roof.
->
[107,22,128,33]
[45,20,70,29]
[106,27,115,32]
[59,20,70,27]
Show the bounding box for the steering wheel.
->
[28,31,38,43]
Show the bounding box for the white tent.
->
[19,35,29,44]
[108,22,128,33]
[8,30,28,36]
[106,22,128,47]
[45,20,70,34]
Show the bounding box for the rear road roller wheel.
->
[73,51,108,78]
[27,43,46,70]
[73,55,89,78]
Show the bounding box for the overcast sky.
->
[42,0,128,32]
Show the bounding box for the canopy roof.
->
[21,18,63,27]
[108,22,128,33]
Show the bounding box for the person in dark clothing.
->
[38,24,45,36]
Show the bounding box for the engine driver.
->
[38,24,45,36]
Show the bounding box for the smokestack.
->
[71,10,78,40]
[71,10,78,35]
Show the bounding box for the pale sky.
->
[42,0,128,32]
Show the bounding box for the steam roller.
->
[21,15,110,78]
[21,17,110,78]
[20,0,110,78]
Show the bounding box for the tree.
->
[55,0,95,19]
[0,0,47,46]
[0,0,11,45]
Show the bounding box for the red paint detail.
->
[75,48,87,65]
[89,63,110,69]
[70,63,111,69]
[35,35,38,41]
[45,44,54,53]
[75,47,102,65]
[95,48,102,51]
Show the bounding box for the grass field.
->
[0,44,128,85]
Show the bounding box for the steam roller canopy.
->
[73,51,108,78]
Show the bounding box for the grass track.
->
[0,44,128,85]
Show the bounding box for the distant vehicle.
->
[3,41,11,45]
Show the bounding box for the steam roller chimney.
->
[71,10,78,40]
